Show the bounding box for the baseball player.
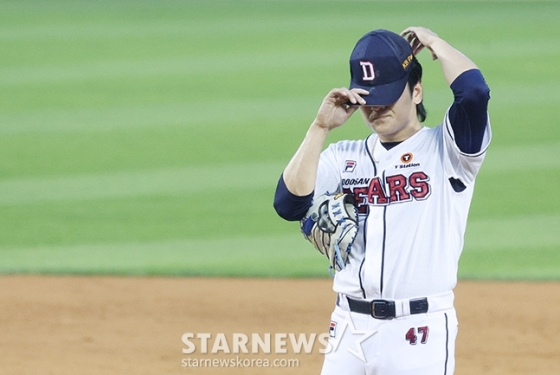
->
[273,27,491,374]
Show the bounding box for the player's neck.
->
[377,122,422,144]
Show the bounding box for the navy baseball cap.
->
[349,29,414,106]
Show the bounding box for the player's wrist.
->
[310,119,334,133]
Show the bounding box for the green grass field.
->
[1,0,559,280]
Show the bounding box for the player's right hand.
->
[313,88,368,131]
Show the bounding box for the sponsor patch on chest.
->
[396,152,420,169]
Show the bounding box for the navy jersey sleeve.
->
[273,174,313,221]
[448,69,490,154]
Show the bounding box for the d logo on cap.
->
[360,61,375,81]
[349,29,414,106]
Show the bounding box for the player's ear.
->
[412,81,423,105]
[413,82,427,122]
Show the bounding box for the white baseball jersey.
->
[314,109,491,301]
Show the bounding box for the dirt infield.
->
[0,276,558,375]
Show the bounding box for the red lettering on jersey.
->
[367,177,388,205]
[342,172,431,210]
[409,172,431,200]
[386,174,411,202]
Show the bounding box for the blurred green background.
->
[0,0,559,279]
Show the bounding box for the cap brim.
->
[350,75,408,106]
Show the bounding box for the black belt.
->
[345,296,429,320]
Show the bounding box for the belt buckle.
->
[371,300,395,320]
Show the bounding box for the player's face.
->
[360,83,423,142]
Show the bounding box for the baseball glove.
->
[300,193,358,273]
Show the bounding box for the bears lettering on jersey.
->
[343,172,431,214]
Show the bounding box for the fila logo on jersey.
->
[329,321,337,338]
[360,61,375,81]
[342,172,431,213]
[344,160,357,173]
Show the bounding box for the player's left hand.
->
[300,193,359,273]
[401,26,440,60]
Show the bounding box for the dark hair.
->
[407,56,427,122]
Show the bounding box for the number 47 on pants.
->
[406,326,429,345]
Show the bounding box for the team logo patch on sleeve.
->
[329,321,337,338]
[344,160,357,173]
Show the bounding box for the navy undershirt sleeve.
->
[448,69,490,154]
[273,174,313,221]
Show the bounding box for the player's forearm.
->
[430,37,478,86]
[282,121,330,196]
